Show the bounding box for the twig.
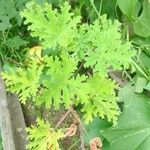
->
[69,107,87,150]
[56,107,87,150]
[70,107,88,133]
[108,70,127,87]
[56,109,71,128]
[79,125,86,150]
[6,58,21,66]
[75,61,84,75]
[68,139,80,150]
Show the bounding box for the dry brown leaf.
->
[65,124,77,137]
[90,137,102,150]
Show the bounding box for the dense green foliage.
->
[1,0,150,150]
[2,2,135,125]
[101,84,150,150]
[0,0,29,62]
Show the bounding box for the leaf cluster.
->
[27,118,64,150]
[2,1,136,126]
[1,1,137,150]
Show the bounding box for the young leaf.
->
[84,16,135,76]
[36,52,88,109]
[2,61,43,104]
[26,118,64,150]
[21,2,81,49]
[81,74,120,125]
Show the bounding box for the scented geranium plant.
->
[2,1,135,149]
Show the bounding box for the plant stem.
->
[79,125,86,150]
[56,109,71,128]
[68,139,80,150]
[99,0,103,15]
[70,107,88,134]
[131,59,149,80]
[90,0,101,19]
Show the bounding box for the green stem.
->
[90,0,101,19]
[131,59,149,80]
[99,0,103,15]
[123,69,135,84]
[68,139,80,150]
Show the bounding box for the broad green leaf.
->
[0,0,17,19]
[135,76,147,93]
[82,0,117,20]
[117,0,141,20]
[0,15,10,31]
[83,118,111,145]
[132,36,150,56]
[102,139,111,150]
[139,52,150,70]
[101,84,150,150]
[15,0,29,25]
[131,59,149,80]
[133,0,150,37]
[132,51,150,81]
[101,0,117,19]
[6,36,28,49]
[144,82,150,91]
[118,83,135,103]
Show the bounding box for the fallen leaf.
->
[90,137,102,150]
[65,124,77,137]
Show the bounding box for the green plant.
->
[117,0,150,37]
[101,84,150,150]
[0,0,66,63]
[0,0,29,62]
[2,60,43,104]
[27,118,64,150]
[1,1,136,150]
[116,0,150,95]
